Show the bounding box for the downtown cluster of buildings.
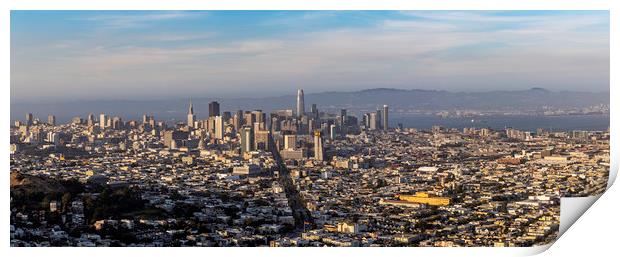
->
[10,89,609,247]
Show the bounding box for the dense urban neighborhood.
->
[10,90,610,247]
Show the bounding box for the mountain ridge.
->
[11,87,609,123]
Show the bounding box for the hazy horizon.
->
[9,86,611,105]
[11,86,609,125]
[11,11,610,102]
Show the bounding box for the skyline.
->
[11,87,610,132]
[10,86,611,105]
[11,10,610,102]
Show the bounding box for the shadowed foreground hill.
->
[11,171,66,194]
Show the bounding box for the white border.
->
[3,1,617,256]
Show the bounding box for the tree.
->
[61,193,72,212]
[41,195,52,210]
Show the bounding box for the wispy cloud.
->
[73,11,203,29]
[11,11,609,102]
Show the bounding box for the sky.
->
[11,10,610,103]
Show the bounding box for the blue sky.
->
[11,11,609,102]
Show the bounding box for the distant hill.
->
[11,88,609,123]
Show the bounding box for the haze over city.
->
[11,10,609,103]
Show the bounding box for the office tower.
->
[209,101,220,117]
[112,117,122,130]
[271,116,281,132]
[142,114,148,124]
[308,119,315,135]
[369,112,378,130]
[383,105,389,131]
[300,115,309,133]
[296,89,305,117]
[266,114,272,131]
[206,117,216,134]
[362,113,370,128]
[240,126,254,154]
[376,109,382,129]
[339,109,347,136]
[252,110,265,129]
[254,130,270,151]
[99,113,107,129]
[215,116,224,139]
[48,115,56,126]
[233,110,243,131]
[244,111,255,126]
[222,111,232,122]
[87,113,95,126]
[163,130,189,149]
[187,100,196,128]
[330,124,337,140]
[311,104,318,120]
[47,132,59,144]
[313,130,324,161]
[25,113,33,126]
[284,135,296,150]
[253,122,262,133]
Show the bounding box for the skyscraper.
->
[308,119,315,135]
[48,115,56,126]
[340,109,347,136]
[311,103,318,120]
[25,113,33,126]
[111,117,122,130]
[313,130,324,161]
[222,111,232,121]
[234,110,243,131]
[215,116,224,139]
[254,130,271,151]
[369,112,378,130]
[251,110,265,129]
[376,109,382,129]
[87,113,95,126]
[383,105,389,131]
[187,100,196,128]
[296,89,305,117]
[240,126,254,154]
[209,101,220,117]
[284,134,296,150]
[99,113,107,129]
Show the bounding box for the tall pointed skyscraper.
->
[296,89,305,117]
[383,105,389,131]
[187,99,196,128]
